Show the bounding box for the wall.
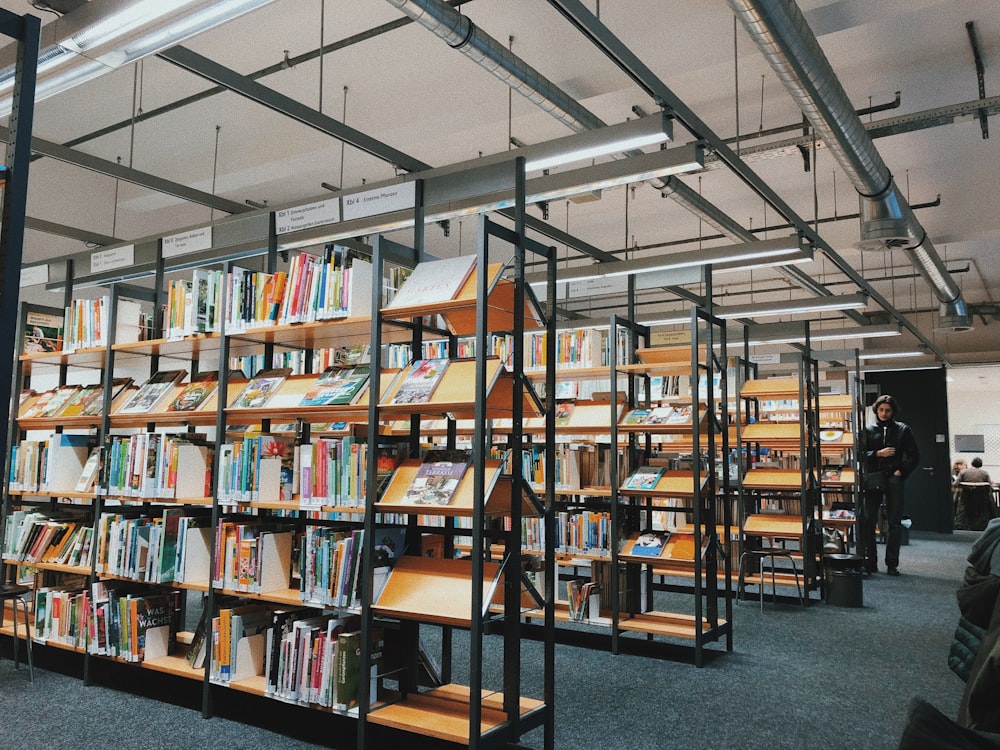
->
[946,364,1000,479]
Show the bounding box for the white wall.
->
[946,364,1000,480]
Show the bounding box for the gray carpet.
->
[1,530,974,749]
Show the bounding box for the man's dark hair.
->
[872,394,900,418]
[972,457,983,468]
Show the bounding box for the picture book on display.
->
[666,404,693,425]
[55,384,103,417]
[622,465,665,491]
[117,370,188,414]
[23,310,64,353]
[79,377,134,417]
[821,467,843,482]
[644,406,675,425]
[390,359,449,405]
[229,368,292,409]
[622,530,671,557]
[299,366,371,407]
[401,449,472,506]
[385,255,477,309]
[165,371,220,412]
[555,402,574,426]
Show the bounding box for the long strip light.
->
[0,0,278,111]
[743,323,901,346]
[526,235,805,287]
[716,293,868,320]
[522,113,674,172]
[857,350,926,360]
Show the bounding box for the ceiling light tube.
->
[857,350,927,360]
[743,323,901,346]
[527,235,803,286]
[522,113,673,172]
[0,0,279,110]
[716,293,868,320]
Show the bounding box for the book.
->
[74,448,102,493]
[401,449,472,506]
[390,359,449,405]
[165,371,220,412]
[821,467,843,482]
[622,530,671,557]
[644,406,675,425]
[23,310,64,353]
[621,408,651,425]
[116,369,188,414]
[665,404,693,425]
[35,385,82,418]
[78,377,134,417]
[555,402,574,426]
[622,465,665,491]
[53,384,102,417]
[229,368,292,409]
[299,365,371,407]
[384,255,476,309]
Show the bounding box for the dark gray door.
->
[863,368,952,532]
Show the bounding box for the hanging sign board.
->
[342,182,415,221]
[750,352,782,365]
[91,245,134,274]
[275,197,342,235]
[566,275,629,298]
[163,227,212,258]
[20,264,49,288]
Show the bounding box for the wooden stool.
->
[0,584,33,681]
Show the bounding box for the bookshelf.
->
[358,211,556,749]
[737,355,825,600]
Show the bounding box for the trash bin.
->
[824,553,864,608]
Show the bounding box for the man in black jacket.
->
[860,394,920,576]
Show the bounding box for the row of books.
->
[93,509,210,584]
[521,510,612,556]
[100,433,212,499]
[2,510,94,568]
[18,378,133,420]
[88,581,180,662]
[299,527,366,608]
[33,584,89,649]
[213,522,293,595]
[8,434,92,493]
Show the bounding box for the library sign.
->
[342,182,415,221]
[275,197,342,235]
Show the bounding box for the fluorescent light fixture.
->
[716,293,868,320]
[526,235,804,287]
[0,0,278,111]
[743,323,901,346]
[522,114,673,172]
[860,363,942,374]
[857,350,926,360]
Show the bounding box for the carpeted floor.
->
[0,530,975,749]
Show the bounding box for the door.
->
[863,368,952,532]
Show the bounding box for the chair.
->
[738,547,805,611]
[0,582,34,681]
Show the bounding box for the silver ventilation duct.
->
[388,0,847,312]
[726,0,972,331]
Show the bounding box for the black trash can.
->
[824,553,864,608]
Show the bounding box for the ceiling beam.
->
[158,45,431,175]
[0,124,250,215]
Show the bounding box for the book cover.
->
[36,385,82,418]
[54,384,102,417]
[665,404,693,425]
[621,408,650,425]
[643,406,675,425]
[821,467,843,482]
[229,368,292,409]
[624,530,671,557]
[165,371,220,412]
[299,366,370,407]
[384,255,476,309]
[623,465,665,491]
[401,449,472,506]
[79,377,134,417]
[24,310,64,353]
[555,402,574,426]
[116,369,188,414]
[390,359,449,405]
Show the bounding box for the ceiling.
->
[2,0,999,369]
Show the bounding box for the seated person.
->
[956,458,995,531]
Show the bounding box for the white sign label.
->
[275,197,342,234]
[750,352,782,365]
[566,275,629,298]
[90,245,134,274]
[163,227,212,258]
[19,264,49,287]
[342,182,415,221]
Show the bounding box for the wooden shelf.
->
[618,610,724,640]
[739,377,801,400]
[743,514,805,538]
[18,345,107,372]
[381,263,542,337]
[142,653,205,681]
[372,556,503,627]
[367,683,545,745]
[379,358,536,420]
[741,468,804,491]
[225,674,268,696]
[618,470,708,500]
[215,586,302,607]
[375,459,533,518]
[113,333,224,361]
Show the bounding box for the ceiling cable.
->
[211,124,222,223]
[339,85,348,190]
